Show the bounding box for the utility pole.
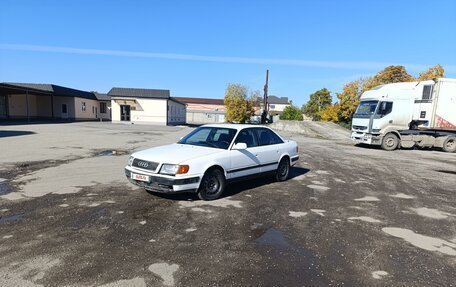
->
[262,69,269,123]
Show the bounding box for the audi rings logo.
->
[137,161,149,168]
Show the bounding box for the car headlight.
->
[159,164,189,175]
[128,156,134,166]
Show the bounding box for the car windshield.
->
[178,127,237,149]
[354,100,378,117]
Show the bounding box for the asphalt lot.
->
[1,122,455,286]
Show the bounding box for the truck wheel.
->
[442,136,456,153]
[381,133,399,151]
[198,168,226,200]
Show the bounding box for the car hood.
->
[131,143,224,164]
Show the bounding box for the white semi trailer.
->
[351,78,456,152]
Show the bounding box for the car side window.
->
[256,128,284,146]
[234,129,258,148]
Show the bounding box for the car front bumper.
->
[125,166,201,194]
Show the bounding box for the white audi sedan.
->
[125,124,299,200]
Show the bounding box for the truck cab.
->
[351,81,432,150]
[351,79,456,152]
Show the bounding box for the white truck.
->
[351,78,456,152]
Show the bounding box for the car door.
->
[228,128,261,179]
[254,128,283,172]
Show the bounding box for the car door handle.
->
[255,154,259,157]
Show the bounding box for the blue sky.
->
[1,0,455,106]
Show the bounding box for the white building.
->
[108,87,186,125]
[173,97,226,124]
[267,95,290,113]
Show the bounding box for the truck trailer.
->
[351,78,456,152]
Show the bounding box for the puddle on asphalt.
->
[97,150,129,156]
[253,227,329,285]
[0,213,24,224]
[255,227,291,249]
[0,181,11,195]
[95,208,107,218]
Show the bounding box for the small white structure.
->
[265,95,290,113]
[173,97,226,124]
[109,87,186,125]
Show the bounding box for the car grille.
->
[132,158,159,171]
[352,125,367,130]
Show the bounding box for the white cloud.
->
[2,44,454,72]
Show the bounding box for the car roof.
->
[201,123,270,130]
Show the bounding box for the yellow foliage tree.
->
[418,64,445,80]
[364,65,414,91]
[336,78,367,123]
[224,83,254,123]
[319,103,340,122]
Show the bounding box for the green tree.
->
[301,88,332,120]
[280,105,303,121]
[418,64,445,80]
[224,83,254,123]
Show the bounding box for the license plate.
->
[132,173,150,182]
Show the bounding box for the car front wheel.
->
[198,168,226,200]
[276,158,290,182]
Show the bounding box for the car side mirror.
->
[232,142,247,150]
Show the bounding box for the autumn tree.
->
[301,88,332,121]
[224,83,255,123]
[418,64,445,80]
[332,79,361,123]
[319,103,341,122]
[280,105,303,121]
[364,65,414,90]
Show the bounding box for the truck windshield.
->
[354,100,378,117]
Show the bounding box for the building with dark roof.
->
[265,95,290,114]
[92,92,111,120]
[0,82,110,121]
[0,83,187,124]
[108,87,185,125]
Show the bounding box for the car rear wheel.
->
[276,158,290,182]
[198,168,226,200]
